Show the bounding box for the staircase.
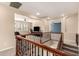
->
[61,43,79,56]
[16,32,78,56]
[16,35,68,56]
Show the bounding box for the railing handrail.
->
[20,32,63,36]
[57,33,63,50]
[16,35,69,56]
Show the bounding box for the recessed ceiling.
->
[1,2,79,19]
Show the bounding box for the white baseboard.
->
[0,47,15,56]
[0,47,15,52]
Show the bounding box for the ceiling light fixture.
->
[36,12,40,15]
[61,14,65,17]
[47,17,51,19]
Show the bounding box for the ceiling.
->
[1,2,79,19]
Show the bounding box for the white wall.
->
[26,18,49,32]
[0,5,15,55]
[29,13,78,33]
[48,14,78,33]
[61,14,78,33]
[0,4,29,56]
[61,14,78,46]
[78,9,79,34]
[48,13,78,46]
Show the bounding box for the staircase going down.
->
[61,43,79,56]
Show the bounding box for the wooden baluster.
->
[38,47,39,56]
[53,53,55,56]
[16,39,18,55]
[22,40,24,55]
[18,40,21,54]
[16,35,68,56]
[18,40,20,55]
[21,39,22,56]
[23,40,25,56]
[23,39,25,55]
[35,45,36,56]
[30,43,31,56]
[27,41,29,56]
[47,50,48,56]
[32,44,33,56]
[42,48,43,56]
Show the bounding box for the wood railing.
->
[76,34,79,46]
[19,32,63,50]
[57,33,63,50]
[21,32,42,43]
[23,32,63,44]
[16,35,69,56]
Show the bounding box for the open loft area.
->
[0,2,79,56]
